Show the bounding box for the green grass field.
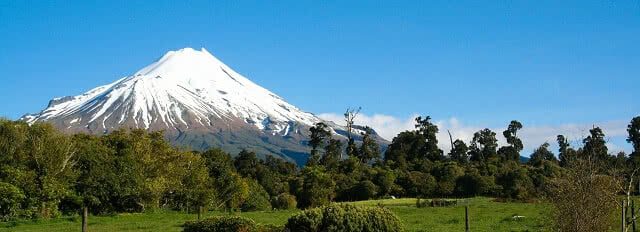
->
[0,197,553,232]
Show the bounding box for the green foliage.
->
[234,150,259,179]
[240,180,271,212]
[496,162,534,200]
[357,127,380,163]
[0,182,25,220]
[293,167,335,209]
[320,139,342,169]
[349,180,378,201]
[469,128,498,162]
[308,122,331,166]
[183,216,257,232]
[449,139,469,164]
[628,116,640,166]
[582,127,609,163]
[285,204,404,232]
[271,193,297,210]
[500,120,523,161]
[527,142,557,167]
[455,168,488,197]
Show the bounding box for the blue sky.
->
[1,1,638,153]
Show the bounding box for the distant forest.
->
[0,115,639,221]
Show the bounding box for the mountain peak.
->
[134,47,221,78]
[24,48,320,134]
[21,48,389,163]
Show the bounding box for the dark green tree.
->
[308,122,331,166]
[627,116,640,166]
[557,135,577,167]
[293,167,335,208]
[321,139,342,169]
[201,148,235,178]
[449,139,469,164]
[582,127,609,163]
[357,127,380,164]
[499,120,523,161]
[469,128,498,162]
[415,116,443,161]
[528,142,557,167]
[234,150,260,178]
[384,131,422,170]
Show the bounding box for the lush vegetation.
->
[285,204,403,232]
[0,197,551,232]
[0,115,639,231]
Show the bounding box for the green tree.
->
[384,131,422,170]
[557,135,576,167]
[498,121,524,161]
[175,152,214,218]
[449,139,469,164]
[321,139,342,169]
[240,179,271,212]
[201,148,235,177]
[528,142,557,167]
[582,127,609,163]
[469,128,498,162]
[628,116,640,166]
[294,166,335,208]
[308,122,331,166]
[433,162,464,196]
[25,123,77,218]
[234,150,259,178]
[415,116,443,161]
[357,127,380,164]
[0,182,25,220]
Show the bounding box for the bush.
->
[256,224,283,232]
[285,204,404,232]
[0,182,25,220]
[350,180,379,201]
[183,216,257,232]
[271,193,297,210]
[240,180,271,212]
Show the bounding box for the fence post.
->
[465,206,470,232]
[633,200,637,232]
[623,200,627,232]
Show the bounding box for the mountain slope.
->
[22,48,386,163]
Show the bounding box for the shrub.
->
[240,180,271,212]
[271,193,297,210]
[256,224,283,232]
[183,216,257,232]
[350,180,378,201]
[285,204,404,232]
[294,167,335,209]
[0,182,25,221]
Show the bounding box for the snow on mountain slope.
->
[24,48,320,135]
[22,47,388,163]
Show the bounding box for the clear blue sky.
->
[0,1,638,152]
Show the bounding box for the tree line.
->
[0,116,639,224]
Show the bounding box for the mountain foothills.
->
[21,48,385,164]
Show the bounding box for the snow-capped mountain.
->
[22,48,386,164]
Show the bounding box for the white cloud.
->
[318,113,632,155]
[317,113,418,141]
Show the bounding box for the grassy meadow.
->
[0,197,555,232]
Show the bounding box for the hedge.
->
[183,216,257,232]
[284,204,404,232]
[183,216,281,232]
